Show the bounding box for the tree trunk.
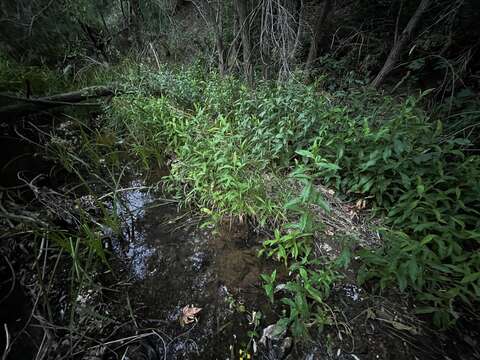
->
[192,0,226,75]
[371,0,431,88]
[78,20,110,62]
[233,0,253,84]
[0,86,116,118]
[290,0,305,62]
[305,0,332,69]
[213,23,226,75]
[129,0,142,48]
[227,14,241,71]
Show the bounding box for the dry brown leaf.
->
[179,305,202,326]
[355,198,367,210]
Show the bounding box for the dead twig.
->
[1,324,10,360]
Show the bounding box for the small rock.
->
[260,324,286,347]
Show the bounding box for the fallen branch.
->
[0,85,117,119]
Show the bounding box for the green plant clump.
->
[105,66,479,328]
[295,93,480,328]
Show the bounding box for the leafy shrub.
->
[357,148,480,327]
[295,93,480,327]
[108,91,285,222]
[260,241,339,339]
[107,66,480,328]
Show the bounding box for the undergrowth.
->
[3,55,478,340]
[0,53,69,94]
[105,65,480,331]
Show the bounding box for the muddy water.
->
[112,181,276,359]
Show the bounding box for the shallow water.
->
[111,180,275,359]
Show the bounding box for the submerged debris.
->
[179,305,202,326]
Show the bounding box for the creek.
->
[93,178,276,359]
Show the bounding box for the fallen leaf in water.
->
[179,305,202,326]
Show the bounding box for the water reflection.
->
[113,179,156,279]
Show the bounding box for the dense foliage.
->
[100,65,480,329]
